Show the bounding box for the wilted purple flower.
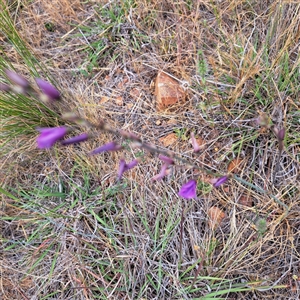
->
[5,69,29,90]
[152,164,169,181]
[119,130,139,140]
[178,180,197,199]
[61,133,89,145]
[273,126,285,141]
[35,78,60,101]
[37,126,67,149]
[277,128,285,141]
[0,82,10,92]
[190,132,201,153]
[211,176,228,188]
[118,159,139,180]
[90,142,122,155]
[158,155,174,165]
[152,155,174,181]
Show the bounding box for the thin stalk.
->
[178,202,184,269]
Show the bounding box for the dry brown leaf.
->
[166,119,177,125]
[117,77,129,89]
[223,187,230,193]
[115,96,123,106]
[154,71,185,111]
[99,96,109,104]
[208,206,225,230]
[196,137,205,147]
[227,158,244,174]
[130,88,141,99]
[159,133,177,147]
[238,194,253,207]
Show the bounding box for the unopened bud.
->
[35,78,60,101]
[0,82,10,92]
[210,176,228,188]
[5,69,29,93]
[274,127,285,141]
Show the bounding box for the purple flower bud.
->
[90,142,122,155]
[277,127,285,141]
[211,176,228,188]
[178,180,197,199]
[61,133,89,145]
[35,78,61,101]
[119,130,140,140]
[5,70,29,89]
[37,126,67,149]
[152,164,169,181]
[190,132,201,153]
[118,159,139,180]
[158,155,174,165]
[152,155,174,181]
[0,82,10,92]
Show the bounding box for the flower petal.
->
[5,69,29,89]
[35,78,60,100]
[117,159,127,180]
[276,127,285,141]
[117,159,138,180]
[211,176,228,188]
[0,82,10,92]
[90,142,122,155]
[37,126,67,149]
[152,164,169,181]
[61,133,89,145]
[158,155,174,165]
[178,180,197,199]
[190,132,201,153]
[126,159,139,170]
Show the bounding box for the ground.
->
[1,0,300,299]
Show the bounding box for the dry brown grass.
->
[1,0,300,299]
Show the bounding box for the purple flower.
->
[152,164,169,181]
[5,70,29,89]
[61,133,89,145]
[118,159,139,180]
[119,130,139,140]
[273,126,285,141]
[277,128,285,141]
[158,155,174,165]
[37,126,67,149]
[0,82,10,92]
[90,142,122,155]
[152,155,174,181]
[211,176,228,188]
[190,132,201,153]
[35,78,61,101]
[178,180,197,199]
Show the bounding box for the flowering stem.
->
[64,114,219,177]
[64,115,288,214]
